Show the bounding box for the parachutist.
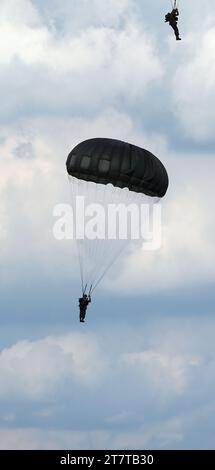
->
[165,8,181,40]
[79,294,91,323]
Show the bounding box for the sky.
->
[0,0,215,450]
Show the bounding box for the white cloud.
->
[172,25,215,141]
[0,0,163,121]
[0,332,107,400]
[121,350,200,395]
[32,0,135,34]
[0,320,209,403]
[0,317,214,448]
[0,425,180,450]
[0,0,41,27]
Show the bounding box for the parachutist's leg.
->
[80,308,86,322]
[170,23,180,40]
[176,27,181,40]
[174,25,180,39]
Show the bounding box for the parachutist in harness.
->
[67,138,169,304]
[165,8,181,40]
[79,294,91,323]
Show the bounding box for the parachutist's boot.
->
[176,37,181,40]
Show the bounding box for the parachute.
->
[66,138,168,295]
[171,0,179,8]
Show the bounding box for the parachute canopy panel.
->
[66,138,169,198]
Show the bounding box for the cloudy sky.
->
[0,0,215,450]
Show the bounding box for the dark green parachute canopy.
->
[66,138,169,197]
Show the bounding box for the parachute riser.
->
[83,283,88,296]
[171,0,179,9]
[89,284,93,296]
[82,283,92,298]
